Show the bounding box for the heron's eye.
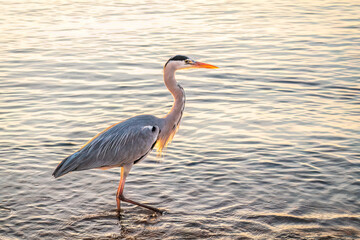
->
[185,59,192,64]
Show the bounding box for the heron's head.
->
[164,55,218,71]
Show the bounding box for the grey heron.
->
[53,55,218,214]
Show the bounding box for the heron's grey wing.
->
[53,121,160,178]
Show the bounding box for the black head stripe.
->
[164,55,190,68]
[170,55,189,61]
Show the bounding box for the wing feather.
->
[53,116,160,178]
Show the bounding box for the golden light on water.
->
[1,0,360,239]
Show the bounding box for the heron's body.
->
[53,115,163,177]
[53,55,217,214]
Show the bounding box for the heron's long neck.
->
[154,65,185,154]
[163,66,185,128]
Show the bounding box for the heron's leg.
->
[116,164,163,214]
[116,166,126,213]
[120,194,163,214]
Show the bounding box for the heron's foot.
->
[115,203,122,219]
[120,194,163,214]
[116,210,122,220]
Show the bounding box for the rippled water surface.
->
[1,0,360,239]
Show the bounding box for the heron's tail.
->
[52,152,80,178]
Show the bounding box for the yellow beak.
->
[194,61,219,69]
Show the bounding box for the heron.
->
[52,55,218,214]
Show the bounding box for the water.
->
[1,0,359,239]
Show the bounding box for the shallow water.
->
[1,0,359,239]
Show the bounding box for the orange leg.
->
[116,167,126,214]
[116,166,163,214]
[120,195,163,214]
